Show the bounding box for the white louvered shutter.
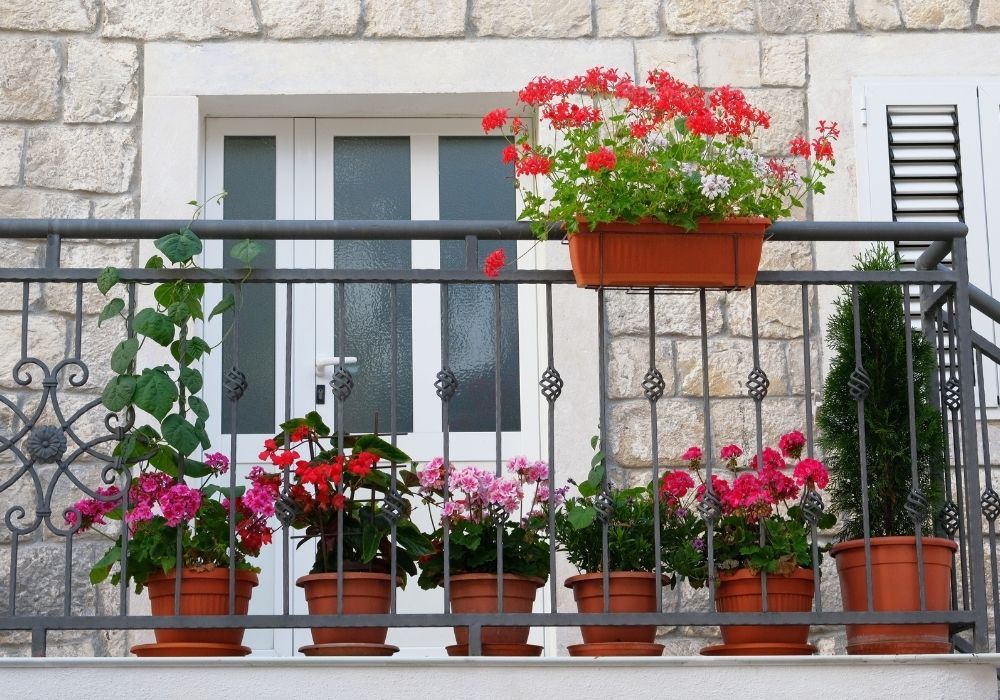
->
[862,84,997,406]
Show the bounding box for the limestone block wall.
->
[1,0,999,657]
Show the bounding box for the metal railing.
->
[0,218,992,656]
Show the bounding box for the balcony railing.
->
[0,218,994,657]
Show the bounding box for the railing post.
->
[950,237,990,650]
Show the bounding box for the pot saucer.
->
[568,642,664,657]
[700,642,817,656]
[131,642,251,657]
[446,643,543,657]
[299,643,399,656]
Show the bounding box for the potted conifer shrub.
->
[818,244,955,654]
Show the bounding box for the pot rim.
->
[830,536,958,557]
[295,571,399,587]
[564,571,670,588]
[573,215,772,228]
[448,572,546,586]
[147,567,259,585]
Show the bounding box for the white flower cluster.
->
[699,173,731,200]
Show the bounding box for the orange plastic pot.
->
[831,536,957,654]
[449,573,543,647]
[297,572,394,645]
[567,217,770,289]
[146,567,258,646]
[565,572,666,644]
[714,568,815,647]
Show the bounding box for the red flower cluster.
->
[483,248,506,278]
[586,147,617,172]
[680,432,829,521]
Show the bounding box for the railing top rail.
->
[0,219,969,242]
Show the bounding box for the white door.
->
[203,117,545,656]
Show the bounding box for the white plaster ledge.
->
[3,654,998,700]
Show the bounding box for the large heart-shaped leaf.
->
[230,239,263,266]
[134,309,174,346]
[179,367,203,393]
[161,414,200,456]
[110,338,139,374]
[98,298,125,327]
[97,267,119,295]
[134,368,178,421]
[101,375,137,412]
[154,228,202,264]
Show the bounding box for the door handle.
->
[315,356,358,376]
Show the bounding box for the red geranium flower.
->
[483,248,506,278]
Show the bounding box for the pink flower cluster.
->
[676,431,830,521]
[65,486,121,532]
[418,456,560,524]
[204,451,230,475]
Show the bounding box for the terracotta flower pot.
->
[145,567,258,647]
[565,572,665,645]
[567,217,770,289]
[831,536,957,654]
[711,568,815,652]
[448,573,543,647]
[297,572,394,645]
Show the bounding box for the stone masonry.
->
[0,0,997,658]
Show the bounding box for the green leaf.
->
[567,505,597,530]
[166,301,191,325]
[145,255,164,269]
[189,395,209,422]
[97,267,119,295]
[170,336,211,364]
[154,283,176,309]
[203,484,246,501]
[110,338,139,374]
[305,410,330,435]
[101,375,137,412]
[154,228,202,264]
[161,414,201,456]
[354,434,412,464]
[179,367,203,393]
[586,458,605,490]
[230,239,263,266]
[208,293,235,320]
[99,298,125,327]
[89,545,121,584]
[360,523,382,563]
[134,309,174,346]
[134,368,178,421]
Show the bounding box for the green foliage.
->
[556,484,705,587]
[416,516,550,591]
[817,244,945,540]
[276,418,434,586]
[713,506,836,576]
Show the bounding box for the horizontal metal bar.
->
[0,610,976,630]
[0,269,957,286]
[754,270,956,285]
[0,268,578,285]
[0,219,968,242]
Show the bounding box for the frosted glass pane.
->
[439,137,519,432]
[332,137,413,434]
[221,136,276,436]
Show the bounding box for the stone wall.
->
[1,0,999,658]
